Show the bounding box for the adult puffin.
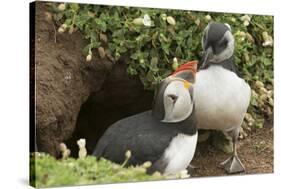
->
[93,61,198,176]
[194,22,251,173]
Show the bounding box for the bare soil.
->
[191,123,273,177]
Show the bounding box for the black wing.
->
[92,111,174,166]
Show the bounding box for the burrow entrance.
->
[65,63,154,157]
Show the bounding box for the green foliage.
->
[30,152,163,188]
[50,3,273,128]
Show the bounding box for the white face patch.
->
[209,30,234,63]
[162,80,193,123]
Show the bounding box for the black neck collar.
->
[158,104,197,135]
[199,55,241,77]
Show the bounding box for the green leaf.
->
[70,3,80,12]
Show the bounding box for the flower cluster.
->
[240,14,251,26]
[262,31,273,47]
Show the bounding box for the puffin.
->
[194,22,251,173]
[93,61,198,176]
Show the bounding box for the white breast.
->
[163,132,198,175]
[194,66,251,131]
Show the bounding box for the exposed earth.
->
[192,122,273,177]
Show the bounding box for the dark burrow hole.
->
[65,65,154,157]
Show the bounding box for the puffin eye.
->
[214,39,228,54]
[167,94,178,103]
[221,39,228,48]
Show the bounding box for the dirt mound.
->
[33,2,153,156]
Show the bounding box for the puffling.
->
[194,22,251,173]
[93,61,198,176]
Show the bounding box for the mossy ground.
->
[30,153,164,188]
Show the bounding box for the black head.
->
[201,22,234,64]
[152,78,171,120]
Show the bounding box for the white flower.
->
[239,31,246,37]
[205,15,211,21]
[143,14,152,27]
[240,15,251,22]
[142,161,152,168]
[61,24,67,29]
[77,139,87,158]
[173,57,178,64]
[58,3,66,11]
[167,16,176,25]
[58,23,67,33]
[58,27,65,33]
[231,17,236,22]
[125,150,132,159]
[86,54,92,62]
[77,138,86,148]
[243,21,250,26]
[161,14,167,21]
[237,31,246,41]
[195,19,200,26]
[262,31,273,47]
[262,39,273,47]
[133,18,144,26]
[240,15,251,27]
